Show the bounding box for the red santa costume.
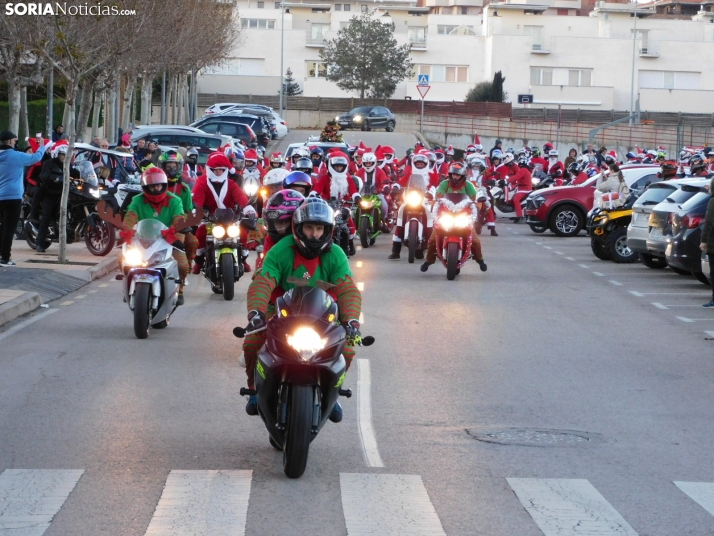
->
[312,152,359,236]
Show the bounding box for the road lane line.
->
[356,261,363,268]
[357,282,365,291]
[705,331,714,337]
[357,359,383,468]
[98,284,108,287]
[554,251,564,255]
[565,257,575,261]
[652,302,669,310]
[0,469,84,535]
[543,246,552,250]
[144,470,252,536]
[75,295,86,299]
[507,478,638,536]
[677,316,695,322]
[0,309,58,343]
[340,473,445,535]
[60,301,73,306]
[359,312,364,325]
[609,280,623,286]
[675,482,714,517]
[579,264,590,269]
[629,291,645,296]
[593,272,605,276]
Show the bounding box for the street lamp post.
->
[279,0,285,118]
[629,0,638,126]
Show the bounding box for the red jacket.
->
[530,156,547,174]
[312,172,359,200]
[548,161,565,178]
[191,177,249,214]
[572,171,589,185]
[505,165,533,190]
[355,167,388,192]
[397,167,440,189]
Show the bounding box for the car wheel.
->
[640,253,667,269]
[361,121,368,132]
[549,205,583,237]
[386,121,395,132]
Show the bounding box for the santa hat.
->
[329,151,350,160]
[446,145,455,155]
[374,147,385,160]
[434,148,445,156]
[356,148,366,157]
[207,152,235,174]
[473,134,481,144]
[359,141,367,150]
[381,145,395,155]
[244,148,258,161]
[121,134,131,147]
[608,150,618,160]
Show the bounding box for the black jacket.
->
[702,194,714,253]
[39,158,79,196]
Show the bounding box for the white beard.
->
[329,172,349,199]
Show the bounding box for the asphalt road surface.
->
[1,131,714,535]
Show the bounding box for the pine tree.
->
[283,67,302,96]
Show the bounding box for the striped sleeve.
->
[247,273,277,314]
[123,210,138,230]
[334,276,362,323]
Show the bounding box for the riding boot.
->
[388,241,401,260]
[348,239,356,256]
[192,254,204,275]
[490,227,498,236]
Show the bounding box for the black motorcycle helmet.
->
[293,157,313,175]
[447,162,467,188]
[292,198,335,259]
[567,161,580,175]
[690,155,706,175]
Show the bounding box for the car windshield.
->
[348,107,371,115]
[635,184,678,206]
[680,191,711,212]
[135,219,168,249]
[665,188,700,205]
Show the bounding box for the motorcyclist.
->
[282,170,313,196]
[242,197,363,422]
[159,150,198,268]
[355,152,390,232]
[269,152,285,169]
[420,163,487,273]
[255,189,305,272]
[349,148,364,175]
[445,145,455,164]
[312,153,360,202]
[309,146,325,174]
[183,148,204,184]
[625,151,641,164]
[502,153,532,223]
[35,143,80,253]
[547,149,564,179]
[659,160,678,181]
[286,147,309,171]
[291,157,315,178]
[530,147,547,176]
[467,155,498,236]
[262,167,290,201]
[689,155,711,177]
[224,146,245,185]
[122,167,189,305]
[379,145,397,176]
[243,149,264,181]
[191,153,255,274]
[569,161,589,185]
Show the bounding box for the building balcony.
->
[638,46,659,57]
[306,36,326,47]
[530,43,551,53]
[409,36,428,49]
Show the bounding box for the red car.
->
[524,165,659,237]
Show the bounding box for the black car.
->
[666,190,711,284]
[192,114,269,148]
[336,106,396,132]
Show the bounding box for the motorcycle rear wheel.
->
[133,283,152,339]
[407,221,418,264]
[359,218,370,249]
[283,385,313,479]
[220,253,235,301]
[85,220,115,256]
[446,242,459,281]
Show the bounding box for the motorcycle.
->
[433,193,477,280]
[401,185,430,264]
[355,184,384,249]
[25,161,115,256]
[97,201,202,339]
[242,168,263,213]
[201,207,250,301]
[234,281,374,478]
[328,198,354,257]
[384,183,402,232]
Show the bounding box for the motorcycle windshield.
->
[406,173,428,192]
[440,193,472,213]
[75,161,98,187]
[134,219,167,249]
[214,208,235,225]
[361,182,378,196]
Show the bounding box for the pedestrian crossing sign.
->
[417,74,429,86]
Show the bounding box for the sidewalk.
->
[0,239,119,326]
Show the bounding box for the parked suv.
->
[336,106,396,132]
[191,116,258,148]
[524,166,658,237]
[192,113,269,148]
[666,190,711,283]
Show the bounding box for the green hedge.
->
[0,99,65,143]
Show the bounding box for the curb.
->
[0,291,42,327]
[88,255,119,281]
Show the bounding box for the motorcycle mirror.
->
[362,336,375,346]
[233,326,246,338]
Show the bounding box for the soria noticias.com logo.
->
[4,2,136,16]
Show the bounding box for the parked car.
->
[204,103,243,115]
[192,114,270,148]
[218,107,279,139]
[666,190,711,284]
[645,178,709,267]
[132,124,233,146]
[130,129,224,165]
[190,116,258,148]
[703,251,711,283]
[336,106,396,132]
[524,165,659,237]
[627,180,684,268]
[271,111,288,138]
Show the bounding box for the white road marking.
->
[609,280,623,286]
[543,246,552,250]
[0,469,84,535]
[636,291,708,295]
[144,470,252,536]
[593,272,605,277]
[99,284,108,287]
[75,295,86,299]
[356,359,383,468]
[705,331,714,337]
[630,291,645,297]
[359,312,364,325]
[675,482,714,517]
[340,473,445,535]
[554,251,564,255]
[565,257,575,261]
[357,282,365,291]
[677,316,695,322]
[0,309,58,343]
[88,290,97,293]
[652,302,668,310]
[60,301,74,306]
[535,242,543,245]
[579,264,590,269]
[507,478,638,536]
[356,261,363,268]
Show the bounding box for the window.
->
[408,26,427,45]
[437,25,458,35]
[461,6,467,14]
[411,64,466,83]
[639,70,701,90]
[312,7,329,12]
[275,1,280,7]
[335,3,341,10]
[530,67,591,86]
[361,4,368,12]
[257,1,264,7]
[311,23,330,40]
[632,29,649,51]
[238,58,265,76]
[241,18,276,29]
[306,61,328,78]
[344,4,350,11]
[339,21,351,29]
[557,8,568,15]
[524,25,544,50]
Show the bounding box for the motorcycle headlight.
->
[244,183,259,196]
[212,226,226,239]
[360,200,373,209]
[532,195,547,208]
[123,248,143,267]
[439,213,454,230]
[286,326,327,362]
[89,188,100,198]
[407,191,423,207]
[454,213,472,228]
[147,250,168,265]
[227,224,240,238]
[353,115,362,122]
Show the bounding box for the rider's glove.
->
[343,319,362,347]
[247,310,266,331]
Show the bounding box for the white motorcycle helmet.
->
[327,154,349,180]
[548,149,559,159]
[262,168,290,199]
[502,152,515,166]
[361,152,377,172]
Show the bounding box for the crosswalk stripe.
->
[674,481,714,516]
[144,470,252,536]
[340,473,446,535]
[507,478,638,536]
[0,469,83,535]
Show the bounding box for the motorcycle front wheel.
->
[359,217,370,249]
[85,220,115,256]
[133,283,152,339]
[220,253,235,301]
[446,242,459,281]
[407,221,418,264]
[283,385,313,479]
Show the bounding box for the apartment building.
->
[197,0,714,113]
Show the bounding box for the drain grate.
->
[466,428,601,447]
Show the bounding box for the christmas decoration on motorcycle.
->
[319,120,343,143]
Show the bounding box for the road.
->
[1,130,714,535]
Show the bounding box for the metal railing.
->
[409,36,428,49]
[306,36,326,46]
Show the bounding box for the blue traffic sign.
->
[417,74,430,86]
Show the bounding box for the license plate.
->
[636,212,649,222]
[650,228,662,240]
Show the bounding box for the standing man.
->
[51,125,64,142]
[0,131,51,266]
[700,178,714,308]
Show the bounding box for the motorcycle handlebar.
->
[232,326,375,347]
